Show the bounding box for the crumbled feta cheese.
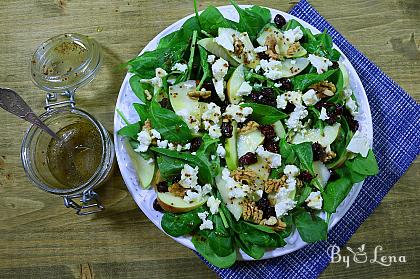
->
[308,54,333,74]
[284,91,302,106]
[202,102,222,129]
[221,168,249,200]
[276,94,287,109]
[255,189,263,198]
[207,196,221,214]
[212,58,229,80]
[212,78,225,101]
[275,198,296,218]
[283,26,303,42]
[256,145,282,168]
[171,63,187,72]
[319,107,330,121]
[255,65,261,72]
[284,165,300,177]
[184,183,211,203]
[198,211,214,230]
[223,104,253,123]
[259,59,284,80]
[346,130,370,157]
[202,184,212,196]
[176,144,182,152]
[302,89,320,106]
[229,187,247,199]
[305,191,323,210]
[183,143,191,150]
[286,105,308,130]
[198,211,208,220]
[215,32,235,52]
[207,55,216,64]
[134,130,152,152]
[211,155,216,160]
[168,142,176,150]
[208,124,222,139]
[157,139,168,148]
[191,152,196,155]
[150,129,161,140]
[346,98,358,116]
[254,45,268,53]
[141,68,167,89]
[274,83,281,88]
[216,144,226,158]
[265,216,277,226]
[179,164,199,188]
[237,81,253,97]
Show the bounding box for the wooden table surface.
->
[0,0,419,278]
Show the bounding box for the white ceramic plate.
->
[113,5,373,261]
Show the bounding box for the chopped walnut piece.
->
[264,176,287,193]
[264,34,279,60]
[144,89,152,101]
[320,151,336,163]
[142,119,152,131]
[237,121,259,135]
[310,81,337,98]
[231,169,257,186]
[286,42,301,57]
[168,182,186,198]
[187,90,212,100]
[273,219,287,231]
[258,217,287,231]
[242,200,264,224]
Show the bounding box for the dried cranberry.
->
[279,78,292,91]
[159,98,171,109]
[257,51,270,61]
[221,121,233,138]
[264,140,279,154]
[283,102,296,114]
[274,14,287,28]
[298,171,313,182]
[153,198,164,212]
[238,152,258,166]
[250,88,276,107]
[331,61,339,69]
[189,137,203,152]
[312,142,326,161]
[343,109,359,132]
[326,104,344,125]
[329,169,339,181]
[156,181,169,192]
[237,120,249,129]
[259,125,276,139]
[171,174,181,184]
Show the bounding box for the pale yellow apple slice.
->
[157,192,208,213]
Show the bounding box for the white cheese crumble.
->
[179,164,199,189]
[259,59,284,80]
[305,191,323,210]
[198,211,214,230]
[276,94,288,110]
[184,183,212,203]
[254,45,268,53]
[171,63,188,72]
[208,124,222,139]
[319,107,330,121]
[150,129,161,140]
[346,130,370,157]
[222,168,249,200]
[212,79,225,101]
[157,139,168,148]
[308,54,333,74]
[256,145,282,168]
[223,104,253,123]
[202,102,222,129]
[212,58,229,101]
[207,55,216,64]
[216,144,226,158]
[283,26,304,43]
[343,88,358,116]
[286,105,308,130]
[237,81,253,97]
[284,165,300,177]
[207,196,221,214]
[302,89,320,106]
[134,130,152,153]
[140,68,168,89]
[274,186,296,218]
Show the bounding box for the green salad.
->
[118,0,379,268]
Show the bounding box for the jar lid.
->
[30,33,102,93]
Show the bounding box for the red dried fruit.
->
[153,198,164,212]
[312,142,326,161]
[221,121,233,138]
[238,152,258,166]
[190,137,203,152]
[298,171,313,182]
[264,140,279,154]
[274,14,287,28]
[156,181,169,192]
[259,125,276,139]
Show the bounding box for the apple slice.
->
[215,174,242,221]
[313,161,331,187]
[273,120,286,139]
[292,123,341,147]
[157,192,207,213]
[197,38,239,66]
[237,129,265,158]
[225,121,238,170]
[227,64,245,104]
[125,140,155,189]
[339,62,350,89]
[246,156,270,187]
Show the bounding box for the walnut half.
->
[187,90,211,100]
[309,81,336,98]
[242,200,263,224]
[168,182,186,198]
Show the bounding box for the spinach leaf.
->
[293,210,327,243]
[240,103,288,125]
[192,235,237,268]
[132,103,149,126]
[327,118,351,169]
[117,122,140,139]
[197,46,211,90]
[150,147,213,184]
[149,101,192,144]
[280,138,297,165]
[127,42,189,78]
[208,215,234,257]
[185,30,198,81]
[322,177,352,213]
[129,75,153,103]
[240,221,276,234]
[292,142,314,174]
[296,185,312,206]
[303,30,340,61]
[229,1,272,41]
[157,155,185,180]
[237,222,278,248]
[198,5,237,36]
[235,236,265,259]
[345,149,379,176]
[335,166,366,184]
[292,69,337,91]
[161,208,203,237]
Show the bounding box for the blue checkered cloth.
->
[199,0,420,278]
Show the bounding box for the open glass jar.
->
[22,33,115,215]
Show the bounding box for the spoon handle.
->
[0,88,60,140]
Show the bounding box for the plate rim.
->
[113,5,373,261]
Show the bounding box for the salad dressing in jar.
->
[22,33,115,215]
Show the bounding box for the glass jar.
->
[22,33,114,215]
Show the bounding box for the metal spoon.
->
[0,88,60,141]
